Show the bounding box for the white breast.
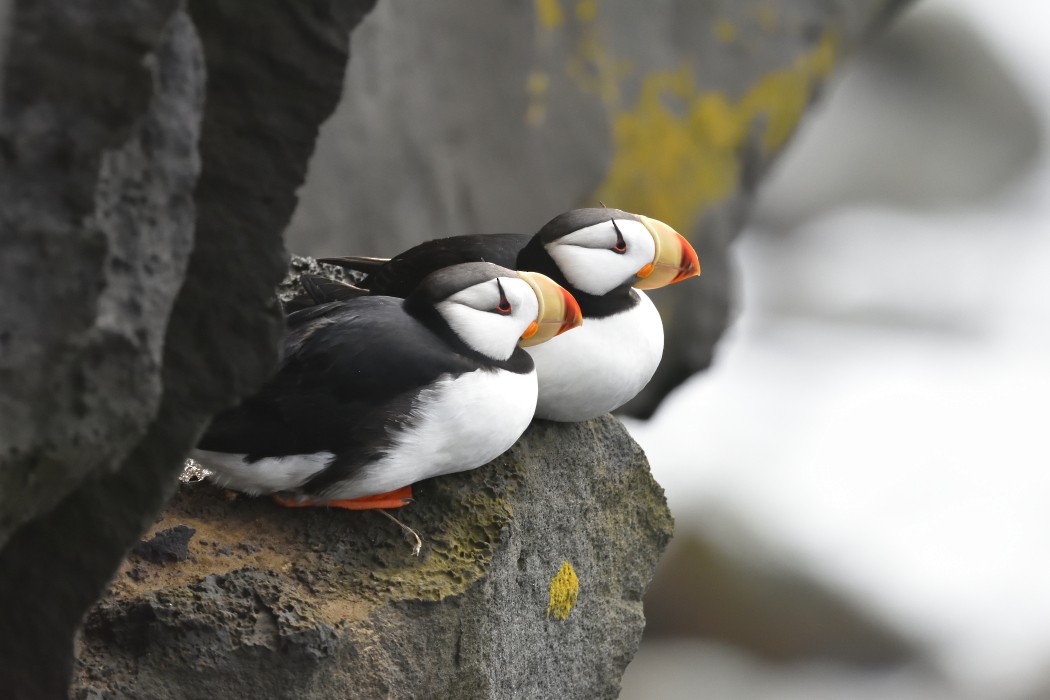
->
[192,368,538,501]
[525,289,664,421]
[339,367,537,499]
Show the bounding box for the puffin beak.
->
[515,271,583,347]
[633,215,701,290]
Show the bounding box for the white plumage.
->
[191,367,537,499]
[526,290,664,421]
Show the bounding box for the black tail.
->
[318,255,389,274]
[301,274,368,303]
[284,274,369,313]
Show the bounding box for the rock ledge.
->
[75,416,673,700]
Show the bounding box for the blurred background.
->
[287,0,1050,697]
[623,0,1050,698]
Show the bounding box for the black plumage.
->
[321,209,645,319]
[198,267,535,496]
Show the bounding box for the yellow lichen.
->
[534,0,564,29]
[753,4,779,32]
[564,31,632,108]
[546,560,579,621]
[713,19,738,44]
[591,30,839,231]
[526,71,551,126]
[575,0,598,23]
[530,1,840,237]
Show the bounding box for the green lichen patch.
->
[331,452,526,603]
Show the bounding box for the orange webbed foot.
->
[272,484,413,511]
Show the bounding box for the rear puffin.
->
[192,263,581,509]
[320,208,700,421]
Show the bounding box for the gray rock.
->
[0,0,194,555]
[73,417,673,700]
[0,7,202,695]
[0,1,377,696]
[132,525,197,565]
[286,0,913,417]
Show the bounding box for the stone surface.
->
[0,0,194,553]
[0,1,377,697]
[286,0,912,417]
[74,417,674,700]
[0,6,203,696]
[132,525,197,564]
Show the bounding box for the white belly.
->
[190,448,334,496]
[525,290,664,422]
[192,368,538,500]
[337,367,537,498]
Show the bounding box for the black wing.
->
[315,255,388,274]
[282,274,368,314]
[323,233,531,297]
[197,297,480,459]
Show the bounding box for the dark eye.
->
[612,220,627,254]
[495,279,512,315]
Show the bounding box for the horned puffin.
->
[191,263,582,510]
[319,208,700,422]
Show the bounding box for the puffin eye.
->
[495,279,512,315]
[611,220,627,254]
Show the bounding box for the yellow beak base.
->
[516,271,583,347]
[634,215,701,290]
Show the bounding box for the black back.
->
[334,229,639,319]
[197,296,532,486]
[362,233,530,297]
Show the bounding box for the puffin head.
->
[413,262,582,361]
[536,208,701,296]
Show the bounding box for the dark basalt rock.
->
[132,525,197,565]
[74,417,674,700]
[0,2,377,697]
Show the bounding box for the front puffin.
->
[191,263,581,510]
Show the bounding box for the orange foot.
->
[273,485,413,511]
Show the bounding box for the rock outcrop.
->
[74,417,673,700]
[0,2,376,696]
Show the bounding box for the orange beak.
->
[515,271,583,347]
[633,215,701,290]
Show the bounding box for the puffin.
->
[318,208,700,421]
[191,262,582,511]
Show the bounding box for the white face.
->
[544,218,656,296]
[435,276,540,361]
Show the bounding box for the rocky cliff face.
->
[74,417,673,700]
[0,2,376,696]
